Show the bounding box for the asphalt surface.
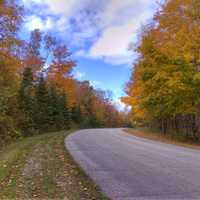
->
[65,128,200,200]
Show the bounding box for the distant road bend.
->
[65,128,200,200]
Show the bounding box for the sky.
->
[19,0,161,110]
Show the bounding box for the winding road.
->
[65,128,200,200]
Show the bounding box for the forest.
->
[3,1,200,199]
[0,0,127,146]
[3,0,200,147]
[123,0,200,140]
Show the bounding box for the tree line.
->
[123,0,200,141]
[0,0,127,146]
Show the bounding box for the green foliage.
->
[18,67,36,135]
[0,0,23,145]
[0,1,127,146]
[18,70,72,133]
[34,75,50,130]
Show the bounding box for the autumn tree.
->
[48,45,77,109]
[0,0,127,145]
[124,0,200,139]
[0,0,23,144]
[23,29,44,75]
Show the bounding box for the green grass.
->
[0,131,110,200]
[0,134,47,198]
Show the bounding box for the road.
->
[65,128,200,200]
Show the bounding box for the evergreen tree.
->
[18,67,36,135]
[19,68,34,110]
[59,93,70,128]
[47,85,59,128]
[47,85,70,130]
[71,105,82,124]
[34,75,49,130]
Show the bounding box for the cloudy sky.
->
[20,0,161,108]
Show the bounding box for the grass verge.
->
[0,130,110,200]
[124,128,200,150]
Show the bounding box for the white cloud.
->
[22,0,82,34]
[22,0,78,15]
[75,50,86,57]
[25,15,54,31]
[74,71,86,79]
[22,0,160,65]
[90,80,102,88]
[99,0,141,26]
[89,22,134,65]
[41,0,77,15]
[112,98,128,111]
[88,7,154,65]
[90,24,133,57]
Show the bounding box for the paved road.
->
[65,129,200,200]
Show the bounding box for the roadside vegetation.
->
[0,0,127,148]
[0,130,110,200]
[0,1,126,198]
[125,128,200,150]
[122,0,200,142]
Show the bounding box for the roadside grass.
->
[0,130,110,200]
[125,128,200,150]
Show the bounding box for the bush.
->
[0,115,22,147]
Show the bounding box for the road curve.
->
[65,128,200,200]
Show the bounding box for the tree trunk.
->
[195,107,200,140]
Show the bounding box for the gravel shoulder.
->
[0,130,110,200]
[125,128,200,150]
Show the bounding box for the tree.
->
[0,0,23,144]
[123,0,200,139]
[0,0,127,147]
[71,105,82,124]
[48,45,77,109]
[57,93,70,128]
[18,67,36,135]
[34,75,49,130]
[24,29,44,75]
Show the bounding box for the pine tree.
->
[71,105,82,124]
[34,75,49,130]
[18,67,36,135]
[47,85,58,128]
[47,85,70,130]
[59,93,70,128]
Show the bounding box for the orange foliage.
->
[48,45,77,109]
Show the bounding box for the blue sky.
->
[19,0,161,109]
